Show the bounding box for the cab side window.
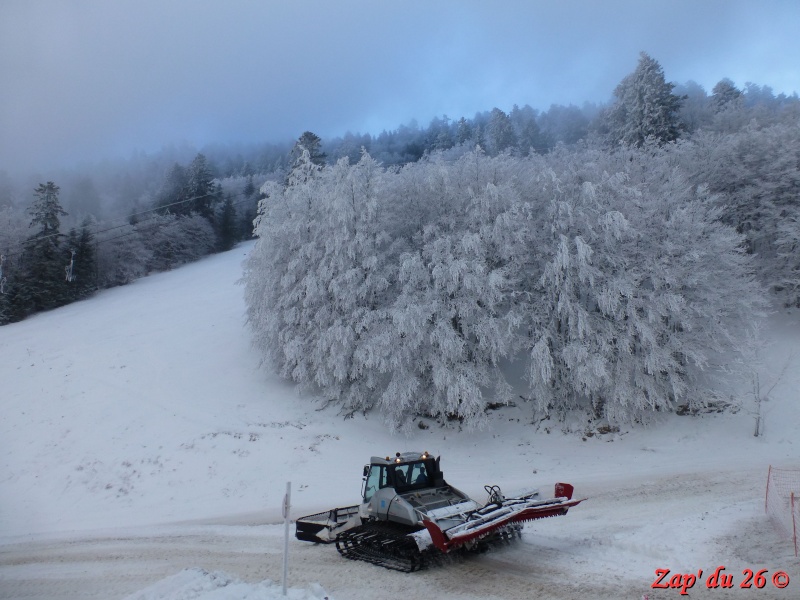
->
[363,465,387,502]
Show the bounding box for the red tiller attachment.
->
[423,482,586,553]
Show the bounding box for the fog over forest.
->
[1,1,798,176]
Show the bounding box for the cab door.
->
[362,464,387,502]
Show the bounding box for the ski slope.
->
[1,242,798,599]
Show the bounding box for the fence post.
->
[765,465,772,513]
[282,481,291,596]
[792,491,798,557]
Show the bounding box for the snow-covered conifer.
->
[603,52,684,147]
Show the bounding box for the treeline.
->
[0,154,266,324]
[1,51,798,332]
[322,55,798,166]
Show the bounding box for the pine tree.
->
[510,104,548,155]
[292,131,326,166]
[486,108,516,155]
[711,78,743,112]
[285,132,326,186]
[456,117,473,146]
[243,175,256,198]
[217,194,238,251]
[29,182,66,236]
[156,163,189,214]
[427,115,454,151]
[604,52,684,147]
[0,253,10,324]
[185,153,215,218]
[18,182,71,314]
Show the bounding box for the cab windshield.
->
[392,461,430,491]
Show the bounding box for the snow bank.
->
[122,568,332,600]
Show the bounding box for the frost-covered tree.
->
[155,163,189,213]
[95,224,152,288]
[245,152,392,413]
[285,133,327,186]
[135,213,216,273]
[456,117,474,146]
[29,182,66,236]
[243,145,765,428]
[674,80,713,134]
[184,153,216,218]
[216,194,238,251]
[519,146,764,422]
[377,151,523,425]
[485,108,516,155]
[711,78,743,112]
[305,153,396,413]
[244,150,333,389]
[604,52,684,147]
[539,104,589,148]
[244,150,521,427]
[18,182,71,313]
[384,227,516,425]
[510,104,547,155]
[679,122,800,305]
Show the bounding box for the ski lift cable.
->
[62,195,260,250]
[3,189,249,250]
[1,192,226,252]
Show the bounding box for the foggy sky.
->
[1,0,798,176]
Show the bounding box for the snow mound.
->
[123,568,332,600]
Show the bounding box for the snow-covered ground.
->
[1,242,798,599]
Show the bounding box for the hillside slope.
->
[1,242,798,599]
